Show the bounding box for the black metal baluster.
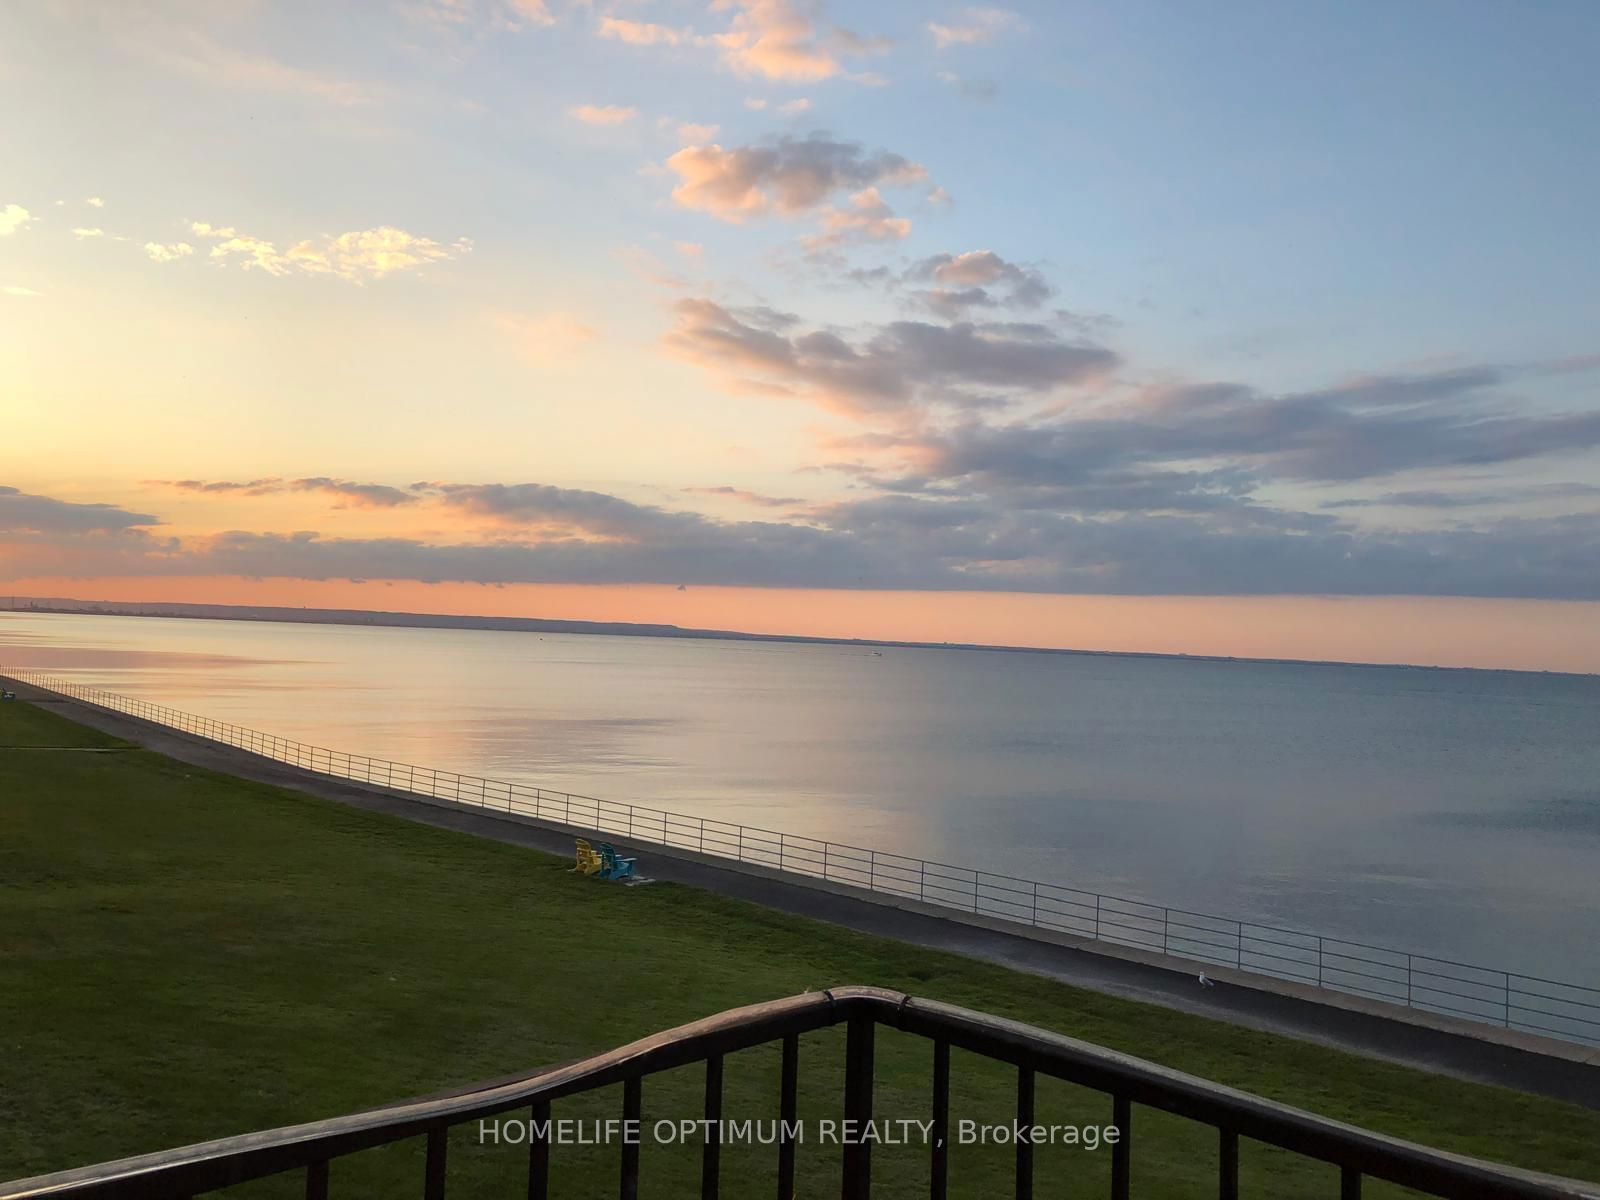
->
[527,1101,550,1200]
[1217,1128,1238,1200]
[703,1055,724,1200]
[841,1015,876,1200]
[930,1041,949,1200]
[778,1034,798,1200]
[1014,1065,1034,1200]
[1110,1096,1130,1200]
[304,1159,328,1200]
[424,1127,447,1200]
[1340,1166,1361,1199]
[622,1078,642,1200]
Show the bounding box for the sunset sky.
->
[4,0,1599,671]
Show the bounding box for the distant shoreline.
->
[2,595,1593,679]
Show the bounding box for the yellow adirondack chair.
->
[572,838,604,876]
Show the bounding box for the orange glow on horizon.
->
[5,576,1599,674]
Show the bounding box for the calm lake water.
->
[5,611,1599,985]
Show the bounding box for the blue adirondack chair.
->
[598,842,637,882]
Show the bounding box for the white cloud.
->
[507,0,553,27]
[929,7,1023,49]
[0,205,34,236]
[715,0,889,83]
[665,134,927,224]
[597,17,697,46]
[144,242,195,262]
[744,98,769,110]
[803,187,912,250]
[3,285,42,297]
[596,2,887,85]
[778,97,811,115]
[569,103,638,125]
[71,227,105,239]
[677,122,720,143]
[189,222,468,281]
[86,196,106,208]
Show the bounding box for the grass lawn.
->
[3,697,1598,1199]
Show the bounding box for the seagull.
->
[1197,971,1216,988]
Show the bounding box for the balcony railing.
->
[7,667,1600,1049]
[3,988,1595,1200]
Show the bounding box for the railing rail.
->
[7,667,1600,1049]
[2,988,1595,1200]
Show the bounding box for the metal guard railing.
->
[6,668,1600,1049]
[2,988,1596,1200]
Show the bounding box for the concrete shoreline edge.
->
[7,673,1600,1111]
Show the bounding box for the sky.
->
[3,0,1599,671]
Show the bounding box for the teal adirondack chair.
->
[598,843,637,882]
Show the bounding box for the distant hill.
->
[0,593,1168,661]
[0,595,1573,676]
[1,594,1004,651]
[2,595,779,642]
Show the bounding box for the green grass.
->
[2,697,1598,1198]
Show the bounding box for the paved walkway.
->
[8,676,1599,1110]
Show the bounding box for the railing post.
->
[842,1014,875,1200]
[779,831,785,871]
[930,1040,949,1200]
[919,860,926,902]
[1031,881,1039,928]
[699,816,705,854]
[869,849,876,892]
[1236,922,1243,969]
[1317,937,1324,988]
[1218,1128,1238,1200]
[1504,974,1512,1027]
[703,1055,724,1200]
[621,1077,641,1200]
[823,842,830,880]
[1095,894,1102,940]
[304,1160,328,1200]
[778,1035,799,1200]
[528,1100,550,1200]
[424,1127,447,1200]
[1406,954,1413,1007]
[1111,1096,1130,1200]
[1015,1065,1035,1200]
[1162,907,1168,953]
